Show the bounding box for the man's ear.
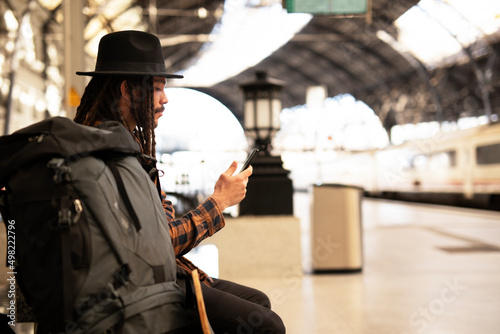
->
[120,80,131,102]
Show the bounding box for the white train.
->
[315,121,500,210]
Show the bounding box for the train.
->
[307,121,500,211]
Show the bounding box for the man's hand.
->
[211,161,253,211]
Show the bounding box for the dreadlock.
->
[74,75,156,158]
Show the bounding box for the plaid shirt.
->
[161,191,225,285]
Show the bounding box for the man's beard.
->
[154,107,164,128]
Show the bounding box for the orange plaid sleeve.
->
[161,191,225,257]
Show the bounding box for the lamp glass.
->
[244,99,255,130]
[272,99,282,129]
[256,98,271,129]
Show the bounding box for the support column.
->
[63,0,86,119]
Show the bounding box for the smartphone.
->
[240,149,259,173]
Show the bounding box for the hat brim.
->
[76,70,183,78]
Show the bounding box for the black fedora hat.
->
[76,30,183,78]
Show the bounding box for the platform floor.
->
[232,194,500,334]
[2,194,500,334]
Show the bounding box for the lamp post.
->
[239,71,293,216]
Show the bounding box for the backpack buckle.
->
[47,158,71,184]
[58,199,83,228]
[105,282,119,299]
[58,208,72,228]
[105,264,132,299]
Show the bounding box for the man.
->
[74,30,285,334]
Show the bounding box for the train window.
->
[446,150,457,167]
[476,143,500,165]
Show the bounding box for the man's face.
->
[153,76,168,127]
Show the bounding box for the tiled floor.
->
[2,195,500,333]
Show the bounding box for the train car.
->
[320,122,500,210]
[379,122,500,210]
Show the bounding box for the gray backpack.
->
[0,117,194,333]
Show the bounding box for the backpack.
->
[0,117,194,333]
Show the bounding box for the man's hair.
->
[74,75,156,157]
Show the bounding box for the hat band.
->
[95,60,168,74]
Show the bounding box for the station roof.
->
[152,0,500,128]
[4,0,500,130]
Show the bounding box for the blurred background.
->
[1,1,500,333]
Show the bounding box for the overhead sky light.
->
[174,0,312,87]
[395,0,500,68]
[175,0,500,87]
[38,0,63,11]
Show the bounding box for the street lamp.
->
[239,71,293,216]
[241,71,284,154]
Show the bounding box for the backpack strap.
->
[58,194,80,322]
[192,270,215,334]
[104,159,142,232]
[73,263,131,319]
[140,154,163,200]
